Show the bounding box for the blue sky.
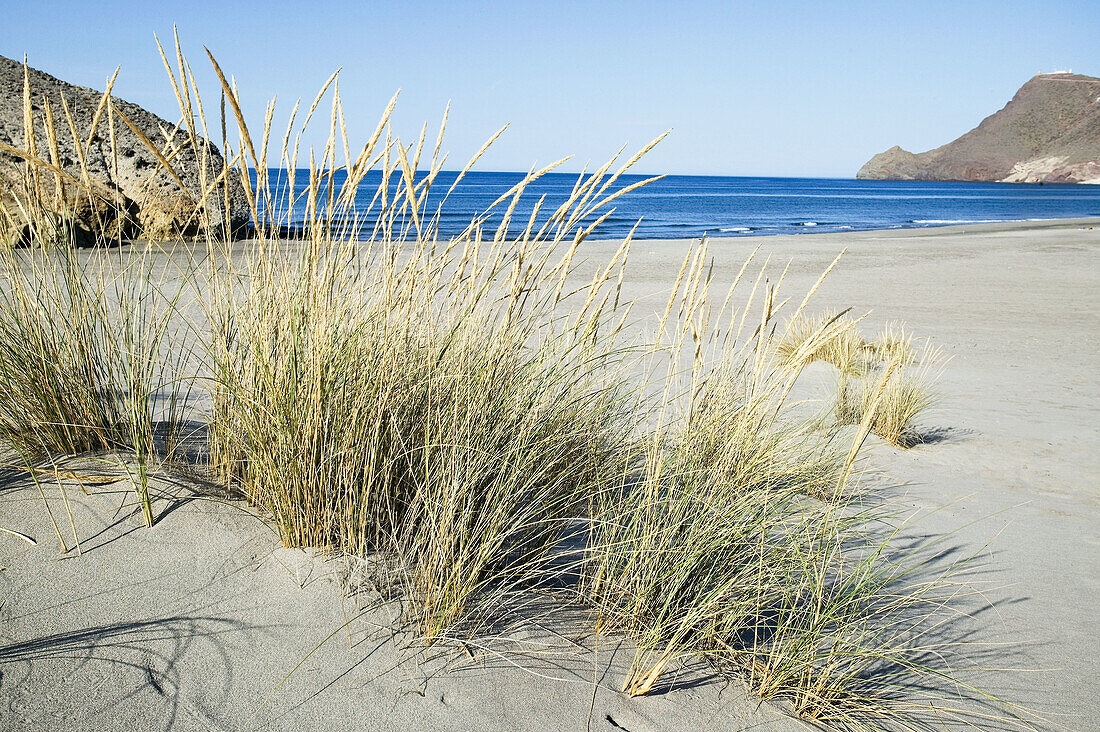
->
[4,1,1097,177]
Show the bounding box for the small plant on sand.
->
[835,344,943,448]
[775,314,919,376]
[773,308,870,376]
[0,242,194,525]
[776,310,936,448]
[864,322,915,366]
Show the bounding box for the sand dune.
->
[2,218,1097,730]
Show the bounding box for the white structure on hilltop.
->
[1038,69,1073,75]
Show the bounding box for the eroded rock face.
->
[1001,157,1100,184]
[857,73,1100,184]
[0,54,251,244]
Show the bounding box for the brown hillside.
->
[857,73,1100,184]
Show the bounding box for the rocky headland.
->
[858,72,1100,184]
[0,54,249,244]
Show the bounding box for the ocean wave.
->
[911,218,1013,224]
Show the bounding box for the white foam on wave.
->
[719,227,753,232]
[912,218,1019,224]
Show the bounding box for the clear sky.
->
[4,1,1098,177]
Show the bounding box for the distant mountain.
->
[857,73,1100,184]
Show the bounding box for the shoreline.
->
[229,215,1100,249]
[615,215,1100,244]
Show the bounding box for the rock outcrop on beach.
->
[0,54,250,244]
[857,72,1100,184]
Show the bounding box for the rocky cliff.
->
[857,73,1100,184]
[0,54,250,244]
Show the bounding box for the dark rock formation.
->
[0,54,251,244]
[857,73,1100,184]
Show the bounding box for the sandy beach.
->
[1,217,1098,730]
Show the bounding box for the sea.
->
[257,170,1100,241]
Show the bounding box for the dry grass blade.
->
[0,526,37,545]
[109,104,194,197]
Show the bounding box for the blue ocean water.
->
[257,170,1100,240]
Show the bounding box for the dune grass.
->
[775,310,939,448]
[206,231,642,640]
[0,54,203,526]
[0,38,1024,729]
[836,344,944,448]
[0,241,195,526]
[866,322,916,366]
[775,313,919,375]
[579,246,1001,728]
[773,308,870,376]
